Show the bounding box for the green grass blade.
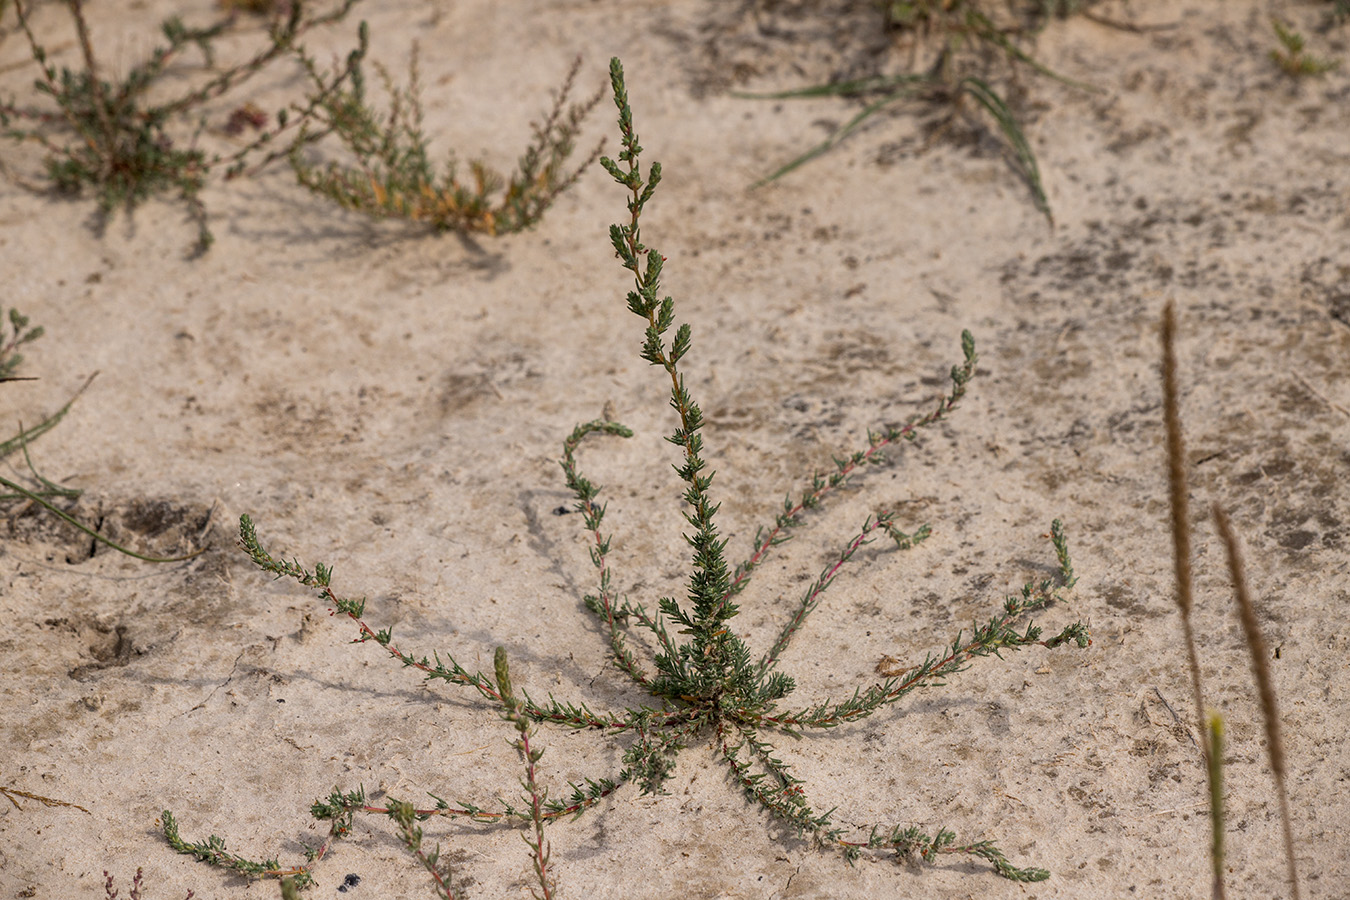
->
[15,420,81,499]
[0,475,205,562]
[965,9,1102,93]
[732,73,928,101]
[959,77,1051,225]
[0,426,82,501]
[751,88,921,188]
[0,372,96,460]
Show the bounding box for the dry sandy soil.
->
[1,1,1347,898]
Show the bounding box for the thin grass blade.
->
[965,9,1102,92]
[0,476,205,562]
[959,77,1051,225]
[732,73,928,101]
[751,89,921,188]
[0,372,96,459]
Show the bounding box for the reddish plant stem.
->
[518,725,556,899]
[757,614,1070,729]
[759,517,892,673]
[723,393,965,605]
[360,775,623,823]
[575,488,657,685]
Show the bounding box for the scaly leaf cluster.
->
[160,809,305,885]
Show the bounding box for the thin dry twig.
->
[1,785,91,814]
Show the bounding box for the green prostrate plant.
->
[287,50,604,235]
[1,0,365,255]
[163,57,1089,894]
[738,1,1100,224]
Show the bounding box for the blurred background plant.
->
[0,306,42,381]
[738,0,1108,224]
[0,0,365,256]
[0,0,604,252]
[287,48,604,236]
[1269,17,1340,76]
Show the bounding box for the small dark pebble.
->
[336,873,360,892]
